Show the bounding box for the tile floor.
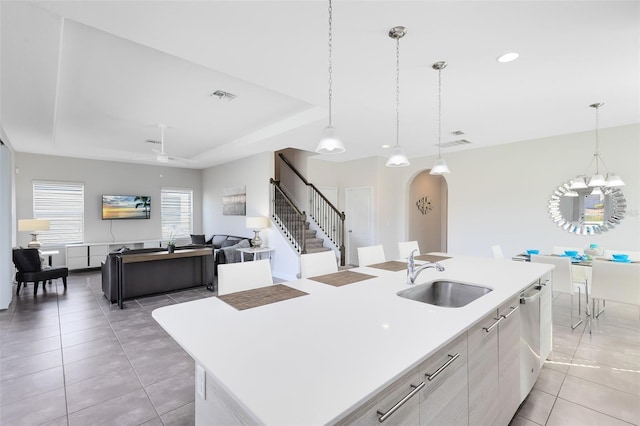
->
[1,272,215,426]
[1,272,639,426]
[510,293,640,426]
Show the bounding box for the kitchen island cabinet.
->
[152,255,553,425]
[418,333,468,426]
[497,297,522,425]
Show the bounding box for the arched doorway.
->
[408,170,448,253]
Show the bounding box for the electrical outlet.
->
[197,364,206,400]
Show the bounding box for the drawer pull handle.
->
[501,305,519,319]
[377,382,425,423]
[426,353,460,382]
[482,316,503,333]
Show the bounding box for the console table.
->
[116,248,212,309]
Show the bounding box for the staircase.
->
[270,153,345,265]
[304,222,331,254]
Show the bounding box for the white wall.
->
[202,151,299,280]
[1,140,15,309]
[14,153,203,266]
[310,124,640,260]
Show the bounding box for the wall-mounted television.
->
[102,195,151,220]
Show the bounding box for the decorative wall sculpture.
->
[416,196,433,215]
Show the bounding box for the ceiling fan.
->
[144,124,192,163]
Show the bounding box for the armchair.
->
[12,248,68,295]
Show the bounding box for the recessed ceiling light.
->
[381,144,390,149]
[497,52,519,63]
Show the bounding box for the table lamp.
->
[18,219,50,248]
[246,216,269,248]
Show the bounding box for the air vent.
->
[437,139,472,148]
[451,130,465,136]
[145,139,161,145]
[210,90,237,101]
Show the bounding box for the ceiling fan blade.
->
[168,155,193,163]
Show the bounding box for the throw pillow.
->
[212,235,228,249]
[190,234,206,245]
[220,239,237,248]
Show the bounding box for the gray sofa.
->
[187,234,253,274]
[101,247,214,303]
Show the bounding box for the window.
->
[33,181,84,246]
[161,188,193,240]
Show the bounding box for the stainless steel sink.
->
[397,280,492,308]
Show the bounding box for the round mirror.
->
[549,182,626,235]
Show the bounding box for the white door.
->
[345,187,373,266]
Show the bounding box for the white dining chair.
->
[531,254,584,329]
[300,251,338,278]
[398,241,420,259]
[357,245,386,267]
[217,259,273,296]
[590,260,640,332]
[552,245,591,297]
[491,245,504,259]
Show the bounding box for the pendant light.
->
[315,0,345,154]
[385,26,410,167]
[584,103,624,189]
[430,61,450,175]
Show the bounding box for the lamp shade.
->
[569,176,588,189]
[316,126,345,154]
[605,174,625,187]
[590,187,603,195]
[18,219,50,232]
[430,158,450,175]
[246,216,269,230]
[385,147,410,167]
[588,174,606,187]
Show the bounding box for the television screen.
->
[102,195,151,220]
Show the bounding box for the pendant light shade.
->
[569,176,588,189]
[430,61,450,175]
[430,158,450,175]
[385,26,409,168]
[386,146,410,167]
[605,173,625,187]
[315,0,344,154]
[590,186,603,195]
[587,174,606,187]
[316,125,345,154]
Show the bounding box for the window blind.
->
[33,181,84,245]
[161,188,193,240]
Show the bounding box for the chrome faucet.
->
[407,250,445,285]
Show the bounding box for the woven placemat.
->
[308,270,377,287]
[218,284,308,311]
[367,261,407,272]
[415,254,451,263]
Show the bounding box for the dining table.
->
[511,252,638,328]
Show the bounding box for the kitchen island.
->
[152,254,553,425]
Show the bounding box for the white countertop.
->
[152,254,553,425]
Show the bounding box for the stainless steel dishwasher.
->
[519,282,542,403]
